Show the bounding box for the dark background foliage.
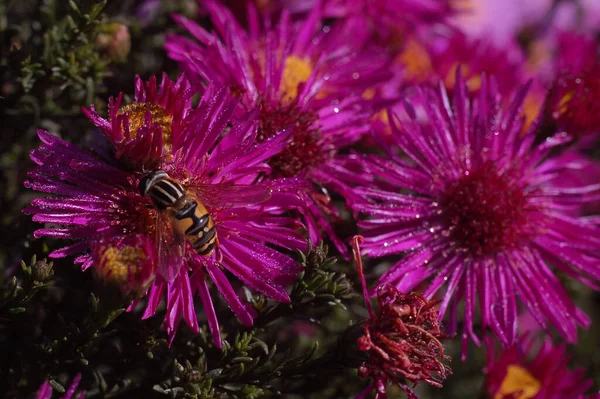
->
[1,1,599,398]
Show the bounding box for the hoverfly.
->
[139,169,272,281]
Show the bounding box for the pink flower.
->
[25,74,306,347]
[485,334,593,398]
[36,374,85,399]
[330,70,600,355]
[165,0,391,257]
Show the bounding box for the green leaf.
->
[68,1,81,16]
[49,379,66,393]
[88,1,107,20]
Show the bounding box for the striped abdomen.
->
[173,198,217,256]
[140,169,217,256]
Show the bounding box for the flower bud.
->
[96,23,131,63]
[31,259,54,282]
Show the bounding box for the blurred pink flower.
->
[36,374,85,399]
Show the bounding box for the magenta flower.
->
[91,234,157,296]
[485,334,593,398]
[36,374,85,399]
[165,0,391,257]
[426,33,526,96]
[258,0,455,38]
[24,74,306,347]
[331,70,600,355]
[450,0,537,45]
[539,32,600,141]
[241,0,457,34]
[329,0,455,40]
[353,236,451,399]
[545,63,600,140]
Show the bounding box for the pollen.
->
[445,63,482,92]
[117,102,173,149]
[98,245,146,284]
[522,89,544,133]
[280,56,313,103]
[494,365,541,399]
[439,161,532,257]
[397,37,433,82]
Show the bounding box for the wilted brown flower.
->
[353,236,451,399]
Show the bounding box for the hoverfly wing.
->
[186,183,272,210]
[155,209,186,282]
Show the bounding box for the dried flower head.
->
[353,236,451,399]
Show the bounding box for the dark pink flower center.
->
[439,161,530,256]
[257,100,330,178]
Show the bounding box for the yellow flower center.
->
[445,63,482,92]
[526,40,552,75]
[397,38,433,82]
[362,88,391,134]
[117,102,173,151]
[522,90,544,133]
[98,245,147,284]
[280,56,313,103]
[494,365,541,399]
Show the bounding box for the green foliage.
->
[0,256,54,317]
[2,1,599,398]
[2,1,111,117]
[251,242,355,328]
[0,243,364,398]
[153,244,359,398]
